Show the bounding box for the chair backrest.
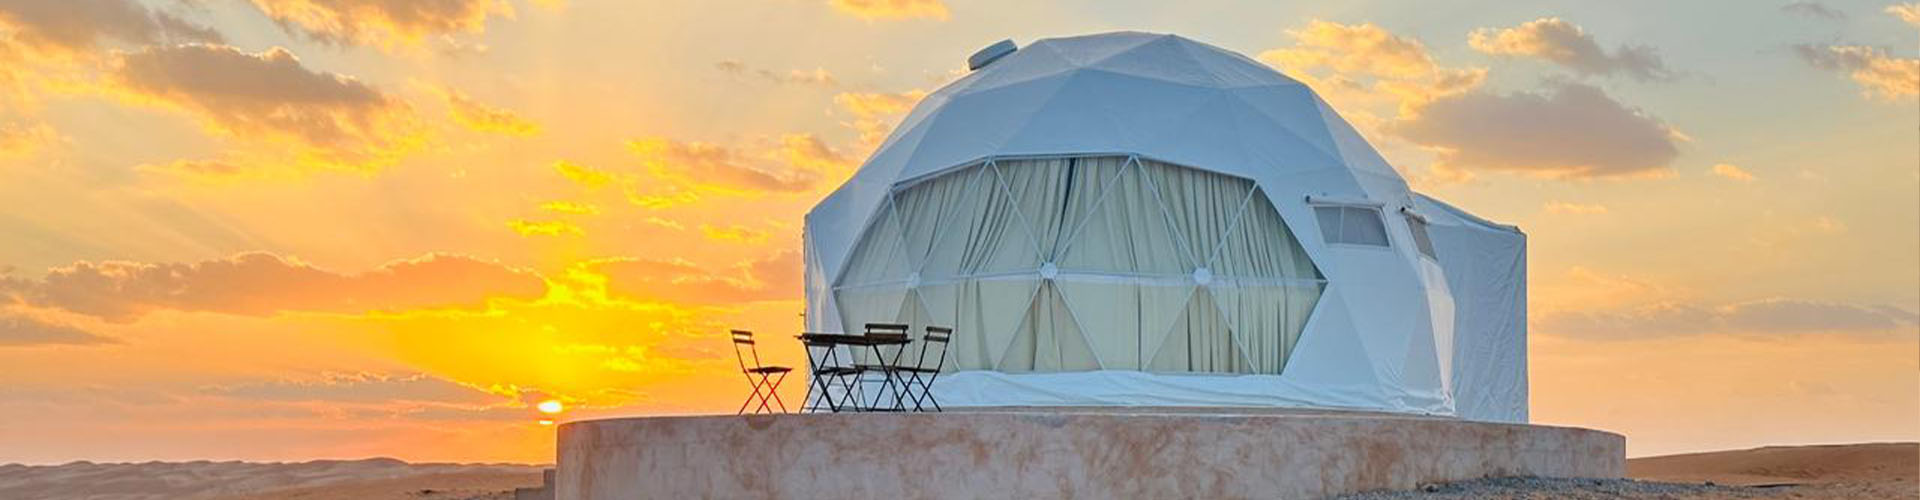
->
[915,326,954,372]
[729,329,761,373]
[865,322,909,337]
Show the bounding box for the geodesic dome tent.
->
[802,32,1527,422]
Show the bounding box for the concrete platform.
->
[556,408,1623,499]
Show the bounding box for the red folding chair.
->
[730,330,791,414]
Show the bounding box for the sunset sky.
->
[1,0,1915,464]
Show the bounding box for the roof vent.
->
[968,39,1017,71]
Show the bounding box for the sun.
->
[537,399,565,414]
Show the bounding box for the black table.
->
[797,333,912,412]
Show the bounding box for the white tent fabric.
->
[803,32,1527,423]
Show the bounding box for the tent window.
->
[1313,206,1389,247]
[1406,214,1437,259]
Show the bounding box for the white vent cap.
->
[968,39,1018,70]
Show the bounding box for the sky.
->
[0,0,1914,464]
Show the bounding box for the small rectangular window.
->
[1406,213,1437,259]
[1313,206,1390,247]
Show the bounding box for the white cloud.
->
[1469,18,1671,81]
[1793,44,1920,100]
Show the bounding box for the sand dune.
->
[0,458,545,500]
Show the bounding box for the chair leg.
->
[758,372,789,413]
[767,372,789,413]
[921,373,941,412]
[738,373,766,415]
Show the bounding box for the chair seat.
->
[745,366,792,374]
[813,366,859,376]
[853,363,940,373]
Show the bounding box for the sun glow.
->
[537,400,565,414]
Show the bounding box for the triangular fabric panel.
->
[1056,280,1195,370]
[836,198,912,287]
[1146,287,1252,374]
[1057,159,1187,274]
[917,163,1044,281]
[997,156,1127,261]
[959,278,1042,371]
[1207,284,1321,375]
[1212,187,1323,280]
[891,164,987,273]
[996,281,1101,372]
[1140,158,1257,269]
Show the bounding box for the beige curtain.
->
[832,156,1323,375]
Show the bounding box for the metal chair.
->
[729,330,791,414]
[897,326,953,412]
[854,323,912,411]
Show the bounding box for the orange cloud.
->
[1793,44,1919,100]
[0,0,221,56]
[507,219,583,237]
[245,0,511,51]
[1536,299,1917,340]
[621,134,850,205]
[9,253,546,322]
[582,249,801,305]
[538,201,598,215]
[1711,163,1755,182]
[108,44,424,172]
[1259,19,1485,113]
[834,89,926,151]
[443,89,539,136]
[553,160,615,189]
[1544,201,1609,215]
[628,138,813,193]
[700,224,768,243]
[714,60,839,86]
[828,0,949,21]
[1890,2,1920,26]
[1387,82,1682,179]
[0,309,116,346]
[0,121,54,158]
[1469,18,1671,81]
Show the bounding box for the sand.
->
[1339,442,1917,499]
[0,458,546,500]
[3,442,1912,499]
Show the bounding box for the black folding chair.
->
[898,326,953,412]
[729,330,791,414]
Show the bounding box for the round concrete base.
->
[556,408,1622,499]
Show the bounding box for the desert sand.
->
[1341,442,1917,499]
[2,442,1912,499]
[0,458,546,500]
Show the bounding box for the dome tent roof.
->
[809,32,1414,279]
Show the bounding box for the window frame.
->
[1308,201,1393,250]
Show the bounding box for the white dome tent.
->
[802,32,1527,423]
